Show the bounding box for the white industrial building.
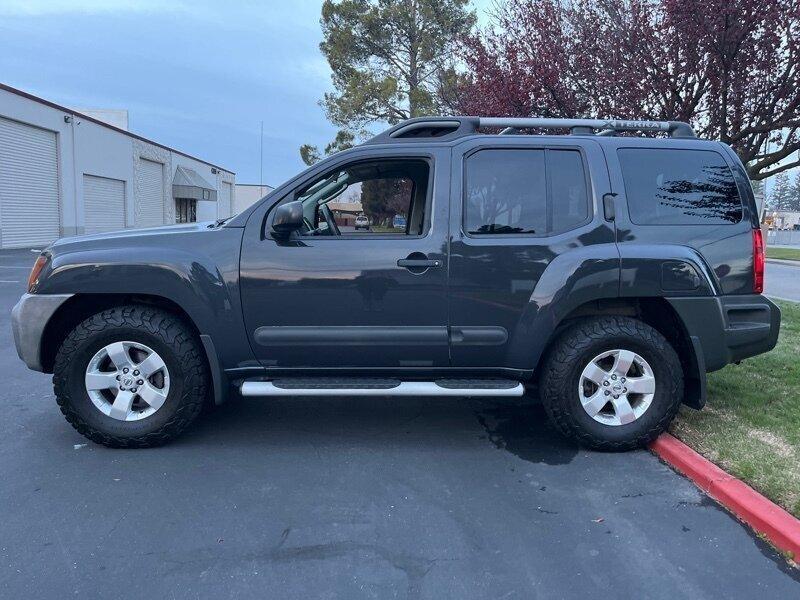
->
[234,183,274,214]
[0,83,235,249]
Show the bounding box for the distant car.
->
[354,214,370,230]
[392,214,407,230]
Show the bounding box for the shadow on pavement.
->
[183,393,579,463]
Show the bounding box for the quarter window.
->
[464,149,589,235]
[618,148,742,225]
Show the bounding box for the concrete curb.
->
[650,433,800,560]
[767,258,800,267]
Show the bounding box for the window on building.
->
[175,198,196,223]
[618,148,743,225]
[464,149,589,235]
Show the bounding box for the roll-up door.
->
[0,117,60,248]
[219,181,232,218]
[84,174,125,234]
[138,158,163,227]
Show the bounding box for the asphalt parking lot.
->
[766,259,800,302]
[1,248,798,599]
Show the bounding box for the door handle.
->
[397,252,442,273]
[397,258,442,268]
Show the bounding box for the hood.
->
[45,221,219,255]
[49,222,216,251]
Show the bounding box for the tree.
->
[300,130,355,166]
[455,0,800,180]
[791,171,800,211]
[770,171,794,210]
[301,0,475,165]
[360,178,412,226]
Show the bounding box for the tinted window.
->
[618,148,742,225]
[550,150,590,232]
[464,149,589,235]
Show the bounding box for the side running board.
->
[239,378,524,397]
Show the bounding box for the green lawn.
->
[670,299,800,518]
[767,247,800,261]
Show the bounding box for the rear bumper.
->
[667,294,781,373]
[11,293,73,372]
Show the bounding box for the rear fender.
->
[506,243,620,369]
[618,243,718,297]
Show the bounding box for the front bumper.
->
[11,293,73,372]
[667,294,781,373]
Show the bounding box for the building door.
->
[84,174,125,234]
[0,116,60,248]
[174,198,196,223]
[219,181,232,218]
[137,158,163,227]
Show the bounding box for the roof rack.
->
[365,116,695,144]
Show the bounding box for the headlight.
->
[27,254,49,293]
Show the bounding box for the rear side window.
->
[618,148,742,225]
[464,149,589,235]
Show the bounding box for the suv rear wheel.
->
[539,316,683,451]
[52,305,209,448]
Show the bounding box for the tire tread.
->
[540,316,683,451]
[52,305,208,448]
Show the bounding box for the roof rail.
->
[365,116,695,144]
[481,117,695,138]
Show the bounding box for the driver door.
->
[239,147,451,370]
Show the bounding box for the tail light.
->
[27,254,48,293]
[752,228,765,294]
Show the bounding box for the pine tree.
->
[770,172,794,211]
[789,171,800,212]
[301,0,475,165]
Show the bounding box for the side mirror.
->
[271,200,304,236]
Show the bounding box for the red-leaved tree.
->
[455,0,800,180]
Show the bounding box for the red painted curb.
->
[650,433,800,560]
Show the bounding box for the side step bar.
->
[240,379,524,398]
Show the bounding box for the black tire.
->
[52,305,209,448]
[539,316,683,451]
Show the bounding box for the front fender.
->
[35,230,253,373]
[40,247,230,324]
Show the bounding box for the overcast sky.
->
[0,0,492,186]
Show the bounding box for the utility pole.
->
[259,120,264,196]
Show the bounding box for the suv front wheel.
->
[52,305,209,448]
[539,316,683,451]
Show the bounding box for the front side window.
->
[618,148,742,225]
[464,148,589,235]
[293,159,430,236]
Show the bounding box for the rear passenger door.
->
[448,137,617,371]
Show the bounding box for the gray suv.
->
[12,117,780,449]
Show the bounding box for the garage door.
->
[84,175,125,234]
[219,181,232,218]
[0,117,60,248]
[137,158,164,227]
